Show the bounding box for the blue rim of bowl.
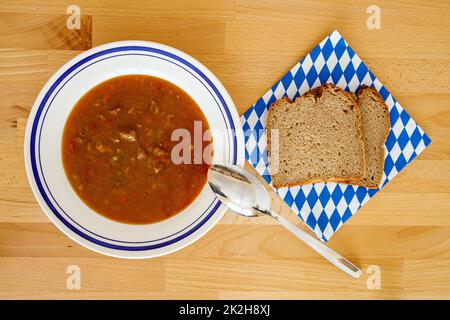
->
[38,52,231,245]
[28,45,240,251]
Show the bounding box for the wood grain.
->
[0,0,449,300]
[0,13,92,50]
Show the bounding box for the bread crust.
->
[343,85,391,189]
[267,83,366,188]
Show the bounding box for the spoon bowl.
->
[208,164,269,217]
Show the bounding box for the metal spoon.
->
[208,164,362,279]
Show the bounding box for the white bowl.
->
[24,41,244,258]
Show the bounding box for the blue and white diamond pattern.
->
[241,30,432,242]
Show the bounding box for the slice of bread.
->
[267,83,365,188]
[347,86,390,189]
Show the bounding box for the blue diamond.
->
[400,110,410,126]
[379,86,389,100]
[293,67,306,88]
[346,46,355,59]
[329,211,341,231]
[384,154,394,176]
[321,39,334,60]
[281,72,294,92]
[243,107,253,120]
[254,99,267,117]
[306,188,319,208]
[395,153,407,171]
[331,185,343,205]
[306,66,318,87]
[367,188,379,197]
[385,131,397,151]
[410,127,422,148]
[355,63,368,81]
[284,190,294,207]
[407,152,417,164]
[242,121,250,132]
[254,119,263,133]
[397,129,409,149]
[389,106,400,125]
[318,187,331,207]
[306,214,317,230]
[423,133,432,146]
[343,185,355,204]
[355,186,367,203]
[310,45,321,62]
[334,38,346,59]
[266,94,277,109]
[331,63,343,83]
[343,63,355,82]
[294,191,306,209]
[342,208,352,223]
[319,65,331,83]
[317,211,329,232]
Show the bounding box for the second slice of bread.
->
[347,86,390,189]
[267,83,365,188]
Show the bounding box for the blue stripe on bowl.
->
[37,53,229,245]
[29,45,238,251]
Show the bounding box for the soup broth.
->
[62,75,211,224]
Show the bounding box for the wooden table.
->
[1,0,449,300]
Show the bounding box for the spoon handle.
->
[266,209,362,279]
